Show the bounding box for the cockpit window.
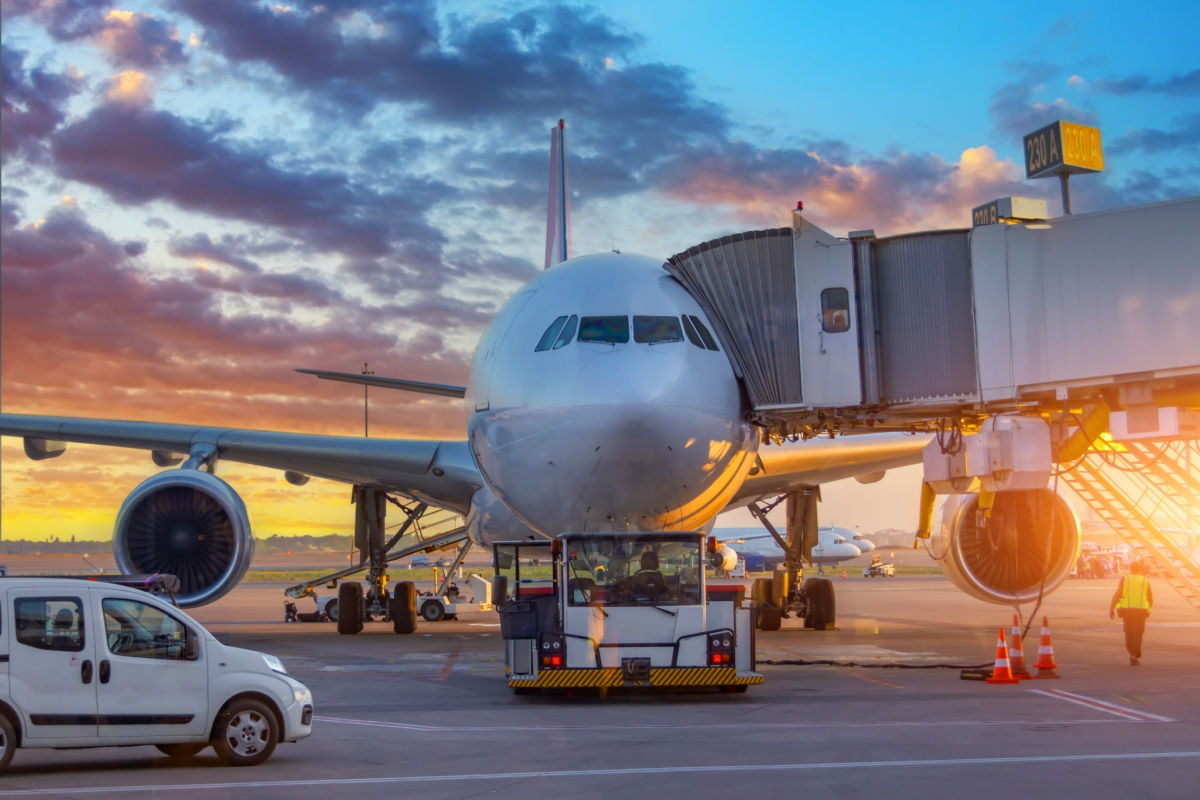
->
[686,315,720,351]
[633,315,684,344]
[681,316,704,349]
[578,316,629,344]
[552,315,577,349]
[535,316,569,352]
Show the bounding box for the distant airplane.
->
[714,526,864,574]
[0,119,1070,621]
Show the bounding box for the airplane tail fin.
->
[544,119,571,269]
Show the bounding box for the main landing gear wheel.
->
[803,577,836,631]
[337,582,363,635]
[420,599,445,622]
[212,698,278,767]
[752,577,782,631]
[156,743,207,759]
[391,581,418,634]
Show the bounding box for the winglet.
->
[544,118,571,269]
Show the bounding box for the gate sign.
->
[1023,121,1104,179]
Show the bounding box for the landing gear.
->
[747,489,838,632]
[337,581,363,635]
[392,581,418,633]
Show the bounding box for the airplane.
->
[0,120,1077,623]
[711,527,865,574]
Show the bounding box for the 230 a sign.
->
[1023,121,1104,179]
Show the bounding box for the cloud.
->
[3,3,187,69]
[49,98,448,259]
[1093,69,1200,96]
[988,62,1096,141]
[1,198,472,440]
[1109,114,1200,155]
[169,231,263,273]
[105,70,154,106]
[0,45,83,163]
[95,9,188,69]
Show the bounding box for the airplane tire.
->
[391,582,418,634]
[337,582,363,635]
[804,578,836,630]
[759,604,783,631]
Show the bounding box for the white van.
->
[0,577,313,771]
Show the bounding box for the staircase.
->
[1060,439,1200,612]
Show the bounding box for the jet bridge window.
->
[633,315,684,344]
[821,288,851,333]
[578,315,629,344]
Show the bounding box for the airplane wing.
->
[295,369,466,398]
[0,413,481,512]
[729,432,927,505]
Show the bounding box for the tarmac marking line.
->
[313,715,1125,732]
[3,752,1198,795]
[433,647,460,681]
[1030,689,1175,722]
[835,667,904,688]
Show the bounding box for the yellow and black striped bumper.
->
[509,667,763,689]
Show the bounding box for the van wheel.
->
[337,582,362,635]
[213,699,278,767]
[157,743,207,759]
[0,713,16,772]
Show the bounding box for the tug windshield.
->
[563,533,703,607]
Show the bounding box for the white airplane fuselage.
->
[465,253,758,541]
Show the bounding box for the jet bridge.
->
[665,195,1200,438]
[666,195,1200,609]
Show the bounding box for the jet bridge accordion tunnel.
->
[664,197,1200,440]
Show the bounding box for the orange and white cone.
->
[1008,614,1033,680]
[986,627,1020,684]
[1033,616,1061,679]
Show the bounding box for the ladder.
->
[1060,439,1200,612]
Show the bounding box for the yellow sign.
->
[1023,121,1104,178]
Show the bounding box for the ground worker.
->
[1109,560,1153,665]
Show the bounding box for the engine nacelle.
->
[929,488,1079,605]
[113,470,254,607]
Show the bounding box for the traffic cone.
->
[842,569,847,580]
[1033,616,1062,679]
[986,628,1020,684]
[1008,614,1033,680]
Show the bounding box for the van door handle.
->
[81,659,93,684]
[99,660,111,684]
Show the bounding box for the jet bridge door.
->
[794,214,862,408]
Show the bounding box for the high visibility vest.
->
[1116,573,1151,611]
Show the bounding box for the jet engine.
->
[113,470,254,607]
[929,488,1079,605]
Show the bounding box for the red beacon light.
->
[795,200,804,211]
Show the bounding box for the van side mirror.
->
[185,632,200,660]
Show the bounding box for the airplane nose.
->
[856,539,876,552]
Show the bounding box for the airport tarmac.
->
[2,574,1198,799]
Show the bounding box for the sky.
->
[2,0,1198,542]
